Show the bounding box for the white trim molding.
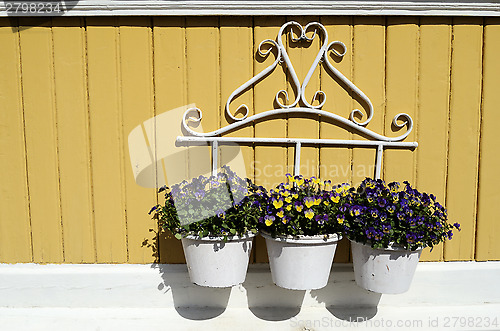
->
[1,0,500,17]
[0,262,499,330]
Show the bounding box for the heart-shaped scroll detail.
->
[225,21,376,127]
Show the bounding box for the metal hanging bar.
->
[375,144,384,180]
[211,140,218,177]
[177,21,418,180]
[178,136,417,148]
[294,141,302,176]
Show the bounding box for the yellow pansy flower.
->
[273,199,283,209]
[304,197,314,209]
[264,215,275,226]
[296,177,304,186]
[336,215,345,224]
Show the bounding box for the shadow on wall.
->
[243,264,306,321]
[152,263,382,321]
[153,263,231,320]
[153,262,306,321]
[310,267,382,321]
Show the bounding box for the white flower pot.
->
[350,240,423,294]
[261,232,341,290]
[181,232,255,288]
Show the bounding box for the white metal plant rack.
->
[177,21,417,180]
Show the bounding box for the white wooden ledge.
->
[1,0,500,17]
[0,262,499,330]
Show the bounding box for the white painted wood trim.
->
[0,262,499,330]
[1,0,500,17]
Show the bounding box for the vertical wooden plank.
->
[286,16,320,178]
[185,17,219,179]
[119,17,157,263]
[351,18,385,186]
[0,18,32,263]
[254,17,287,189]
[444,18,483,261]
[416,18,452,262]
[476,19,500,261]
[254,17,287,262]
[18,19,63,263]
[52,17,95,263]
[349,18,386,263]
[219,18,255,262]
[320,17,352,184]
[384,17,419,184]
[153,17,186,263]
[320,17,353,263]
[153,17,187,114]
[220,17,254,181]
[86,17,128,263]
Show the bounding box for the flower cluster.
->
[149,169,460,250]
[255,174,350,237]
[343,178,460,250]
[149,166,260,240]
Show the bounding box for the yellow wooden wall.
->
[1,16,499,263]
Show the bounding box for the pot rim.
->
[260,231,341,244]
[349,238,423,252]
[182,231,257,242]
